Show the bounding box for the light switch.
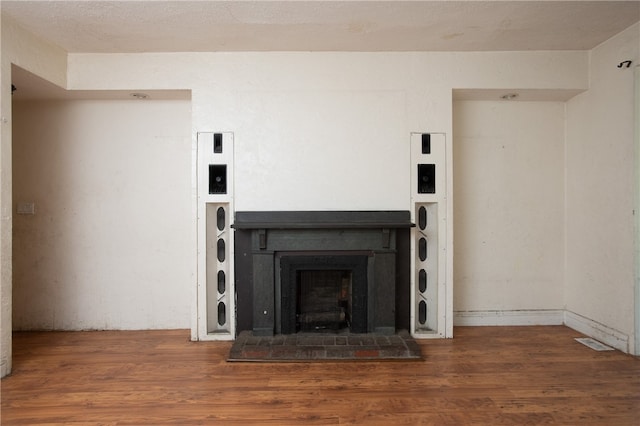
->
[17,202,35,215]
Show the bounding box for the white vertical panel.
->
[410,132,449,338]
[197,132,235,340]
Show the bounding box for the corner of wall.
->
[564,310,630,353]
[563,21,639,355]
[634,62,640,356]
[0,7,13,379]
[1,9,69,377]
[1,13,68,88]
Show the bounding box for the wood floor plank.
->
[2,326,639,425]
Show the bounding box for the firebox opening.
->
[280,253,369,335]
[297,270,352,333]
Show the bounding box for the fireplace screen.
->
[280,254,368,335]
[297,270,352,332]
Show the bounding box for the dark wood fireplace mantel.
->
[233,211,416,230]
[233,211,413,336]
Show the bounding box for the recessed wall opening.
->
[10,64,193,336]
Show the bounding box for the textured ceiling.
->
[2,1,639,53]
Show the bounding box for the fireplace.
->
[233,211,413,336]
[196,132,449,342]
[280,253,369,334]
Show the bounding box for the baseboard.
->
[449,309,632,354]
[453,309,564,326]
[563,310,629,353]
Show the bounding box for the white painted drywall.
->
[5,47,589,336]
[1,13,67,377]
[565,23,640,353]
[12,99,192,330]
[0,7,8,380]
[63,51,588,340]
[66,51,588,213]
[453,100,566,313]
[635,60,640,357]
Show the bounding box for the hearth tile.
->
[403,340,421,355]
[322,336,337,345]
[379,346,413,358]
[375,336,391,345]
[387,335,405,345]
[284,335,298,346]
[359,336,376,346]
[325,346,355,359]
[244,335,263,345]
[298,336,325,346]
[346,336,362,346]
[242,348,270,359]
[228,347,244,359]
[347,335,377,346]
[335,336,348,345]
[270,346,299,359]
[270,335,286,346]
[355,348,380,358]
[298,346,326,359]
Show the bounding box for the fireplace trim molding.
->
[233,211,414,336]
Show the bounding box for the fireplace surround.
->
[233,211,413,336]
[196,132,450,342]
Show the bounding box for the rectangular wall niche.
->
[233,211,414,336]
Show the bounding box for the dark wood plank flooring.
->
[2,326,639,425]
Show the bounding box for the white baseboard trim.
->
[453,309,564,326]
[446,309,632,354]
[563,310,629,353]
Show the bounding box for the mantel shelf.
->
[232,211,415,230]
[232,222,415,230]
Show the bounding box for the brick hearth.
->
[228,330,422,361]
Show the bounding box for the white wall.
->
[1,12,68,376]
[66,51,587,213]
[4,48,589,338]
[453,100,566,316]
[60,51,588,340]
[565,23,640,352]
[12,99,192,330]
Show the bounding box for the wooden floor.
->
[2,326,639,425]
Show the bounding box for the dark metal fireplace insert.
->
[233,211,413,336]
[280,253,369,334]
